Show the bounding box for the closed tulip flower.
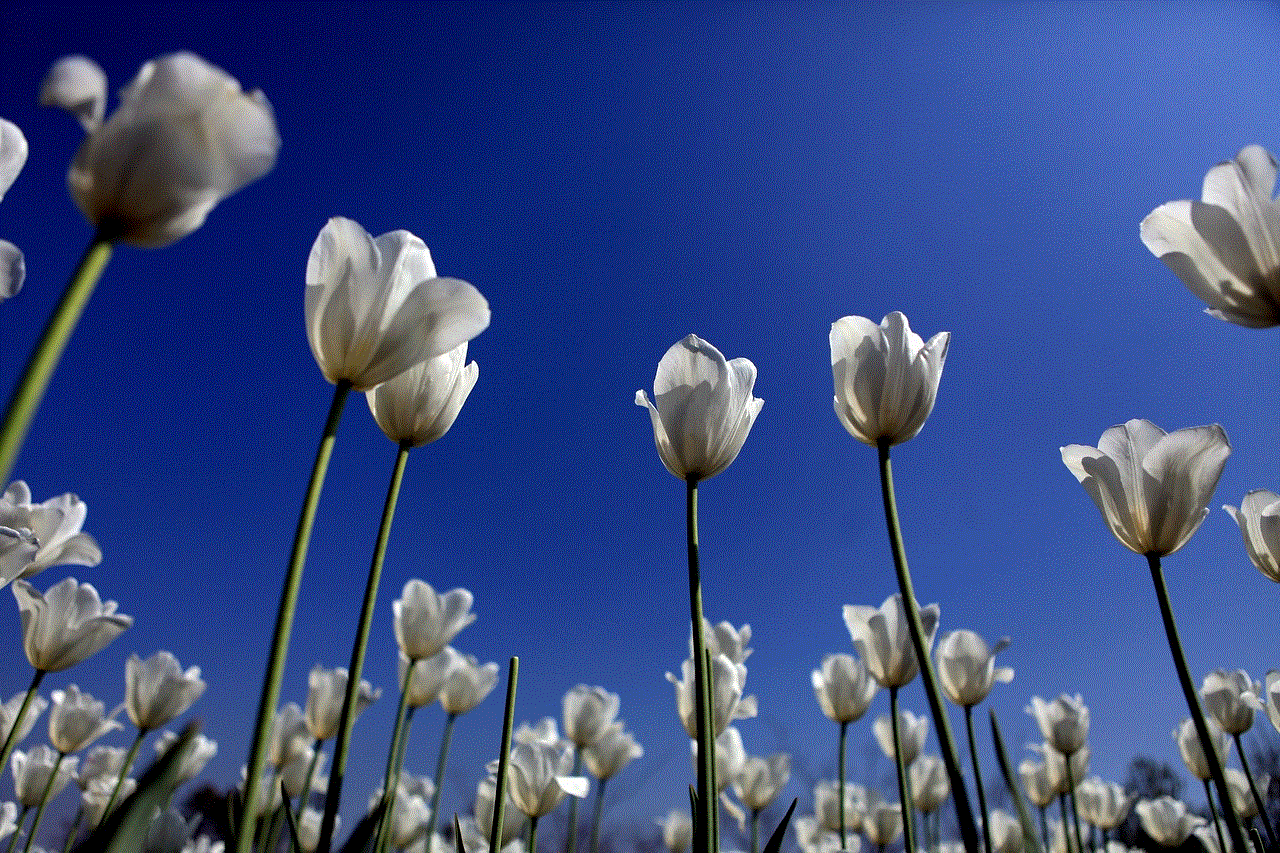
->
[306,217,490,391]
[1263,671,1280,734]
[910,754,950,813]
[438,654,499,715]
[563,684,621,748]
[815,778,866,832]
[1061,420,1229,557]
[0,482,102,585]
[843,594,940,689]
[1032,743,1090,797]
[697,619,753,665]
[1200,669,1259,735]
[1136,796,1204,847]
[1141,145,1280,328]
[1075,777,1134,830]
[1174,717,1231,781]
[394,580,476,662]
[126,651,205,731]
[400,647,457,709]
[733,752,791,811]
[936,630,1013,708]
[366,342,479,447]
[49,685,121,754]
[830,311,949,447]
[582,722,642,780]
[873,710,928,764]
[507,740,589,818]
[667,654,757,737]
[1223,490,1280,583]
[1028,694,1090,756]
[812,653,877,724]
[46,52,280,247]
[636,335,764,482]
[304,664,379,741]
[11,745,76,807]
[13,577,131,672]
[267,702,309,769]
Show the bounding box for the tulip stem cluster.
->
[889,686,917,853]
[0,234,112,485]
[684,477,718,853]
[237,379,352,853]
[1234,731,1278,845]
[1145,552,1249,853]
[318,440,411,853]
[876,439,982,853]
[962,706,992,853]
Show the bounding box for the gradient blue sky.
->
[2,1,1280,848]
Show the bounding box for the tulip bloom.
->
[636,335,764,482]
[44,52,280,247]
[830,311,949,447]
[0,119,26,300]
[393,579,477,662]
[13,577,131,672]
[0,481,101,587]
[48,684,121,754]
[812,653,877,724]
[304,664,379,741]
[582,723,642,780]
[936,630,1013,708]
[842,594,940,689]
[438,654,499,715]
[734,752,791,811]
[1200,670,1258,735]
[1223,490,1280,583]
[306,217,490,391]
[657,810,693,853]
[125,651,206,731]
[11,745,76,807]
[0,692,47,753]
[1075,777,1134,831]
[1136,797,1204,847]
[1174,717,1231,781]
[667,653,757,737]
[910,754,950,814]
[366,342,479,447]
[1141,145,1280,328]
[563,685,621,749]
[507,741,589,819]
[1061,419,1229,557]
[1027,694,1089,757]
[873,710,929,764]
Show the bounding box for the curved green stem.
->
[1204,779,1227,853]
[102,728,146,824]
[1057,795,1072,853]
[0,235,112,485]
[1234,732,1277,846]
[22,751,66,853]
[964,706,992,853]
[588,775,608,853]
[1145,552,1249,853]
[424,712,457,843]
[890,686,917,853]
[877,439,981,853]
[318,440,410,853]
[685,476,715,853]
[237,379,351,853]
[0,670,45,790]
[838,719,849,850]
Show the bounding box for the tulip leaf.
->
[72,722,199,853]
[761,798,798,853]
[454,814,467,853]
[989,708,1043,853]
[224,787,243,851]
[337,798,386,853]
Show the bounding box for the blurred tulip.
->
[1018,755,1056,808]
[814,778,866,832]
[636,334,763,482]
[864,802,904,847]
[13,577,131,672]
[366,342,479,447]
[439,654,499,715]
[143,805,194,853]
[697,619,753,664]
[1174,717,1231,781]
[1141,145,1280,327]
[306,217,489,390]
[657,809,693,853]
[936,630,1013,708]
[82,774,132,826]
[830,311,949,447]
[1075,776,1134,830]
[0,119,25,300]
[513,717,563,748]
[1136,796,1204,847]
[843,594,940,689]
[371,774,434,849]
[304,664,379,741]
[563,684,621,749]
[0,526,38,591]
[1223,490,1280,583]
[507,740,589,818]
[78,744,126,790]
[1200,669,1259,735]
[582,722,642,780]
[667,653,757,737]
[1224,768,1261,820]
[734,752,790,811]
[48,52,280,247]
[126,651,205,731]
[0,482,100,584]
[910,754,950,813]
[1061,419,1229,557]
[812,653,877,724]
[295,807,331,853]
[11,745,76,807]
[873,710,928,764]
[987,809,1024,853]
[267,702,309,769]
[476,773,525,847]
[0,692,47,750]
[792,815,850,853]
[154,730,216,785]
[399,648,455,709]
[394,580,476,662]
[1027,694,1090,756]
[48,684,121,754]
[690,726,747,795]
[280,747,327,799]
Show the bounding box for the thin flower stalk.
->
[838,720,849,850]
[1203,779,1228,853]
[964,706,992,853]
[21,749,69,853]
[1232,732,1276,846]
[889,685,917,853]
[237,380,352,853]
[567,747,583,853]
[1146,552,1248,853]
[0,235,112,485]
[317,440,410,853]
[686,477,716,853]
[0,671,46,785]
[877,438,981,853]
[373,664,415,853]
[100,728,144,821]
[1061,752,1083,853]
[488,658,519,853]
[423,711,457,844]
[588,775,608,853]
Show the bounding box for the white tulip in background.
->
[366,342,479,447]
[125,651,206,732]
[48,684,121,754]
[393,580,477,662]
[843,594,939,689]
[0,482,101,586]
[1199,669,1258,735]
[1223,490,1280,583]
[562,684,621,749]
[873,709,929,764]
[12,577,131,672]
[1026,694,1090,756]
[935,630,1013,708]
[1135,796,1204,847]
[0,118,26,300]
[304,664,379,741]
[812,653,877,724]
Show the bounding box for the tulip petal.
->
[0,120,27,201]
[0,241,24,301]
[1201,146,1280,274]
[40,56,107,131]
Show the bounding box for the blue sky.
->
[2,1,1280,848]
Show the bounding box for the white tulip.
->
[366,342,479,447]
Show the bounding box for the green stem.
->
[101,728,145,824]
[1062,752,1084,853]
[1145,552,1249,853]
[1038,806,1048,853]
[318,440,410,853]
[424,712,457,843]
[566,747,582,853]
[236,379,351,853]
[0,670,45,790]
[488,658,520,853]
[588,775,608,853]
[749,808,760,853]
[877,439,981,853]
[1205,779,1227,853]
[22,751,66,853]
[529,815,540,853]
[838,720,849,850]
[964,706,992,853]
[60,807,83,853]
[890,686,916,853]
[1057,795,1072,853]
[1234,732,1277,846]
[685,476,715,853]
[374,669,416,853]
[0,235,112,485]
[292,737,323,846]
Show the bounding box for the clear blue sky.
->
[1,1,1279,848]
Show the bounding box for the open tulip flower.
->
[366,341,479,447]
[44,52,280,247]
[0,481,101,587]
[13,577,131,673]
[507,740,589,819]
[1136,797,1204,847]
[48,684,121,754]
[1,692,47,751]
[1061,419,1230,557]
[1027,694,1089,757]
[1174,717,1231,782]
[636,334,764,482]
[11,744,76,807]
[306,217,491,391]
[1018,755,1056,809]
[1223,489,1280,583]
[1074,777,1135,831]
[830,311,949,447]
[438,653,499,715]
[812,653,878,724]
[582,722,643,780]
[125,651,206,732]
[1200,669,1258,735]
[936,629,1013,708]
[667,653,757,737]
[1141,145,1280,328]
[394,580,477,662]
[563,684,621,749]
[843,594,940,689]
[910,754,950,814]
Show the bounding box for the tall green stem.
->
[1234,732,1277,846]
[1204,779,1227,853]
[1145,553,1248,853]
[837,719,849,850]
[424,712,457,843]
[237,380,351,853]
[1062,751,1084,853]
[566,747,582,853]
[685,477,715,853]
[877,439,981,853]
[890,686,916,853]
[0,235,112,485]
[22,751,66,853]
[964,706,992,853]
[0,670,45,788]
[374,666,416,853]
[749,808,760,853]
[102,728,146,824]
[488,659,520,853]
[529,815,540,853]
[588,775,608,853]
[318,440,410,853]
